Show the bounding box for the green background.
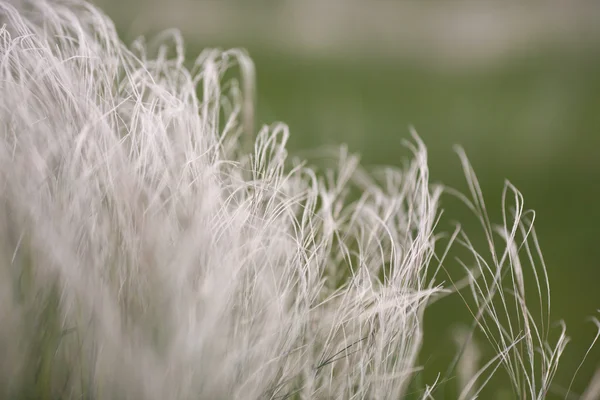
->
[253,48,600,399]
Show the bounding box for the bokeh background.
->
[98,0,600,397]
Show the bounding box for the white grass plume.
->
[0,0,596,399]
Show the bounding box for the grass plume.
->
[0,0,597,398]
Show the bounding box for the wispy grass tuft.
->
[0,0,597,399]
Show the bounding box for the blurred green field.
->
[250,47,600,397]
[108,2,600,394]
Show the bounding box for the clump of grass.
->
[0,0,597,399]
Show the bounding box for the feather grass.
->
[0,0,598,398]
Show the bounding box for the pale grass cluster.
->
[0,0,597,399]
